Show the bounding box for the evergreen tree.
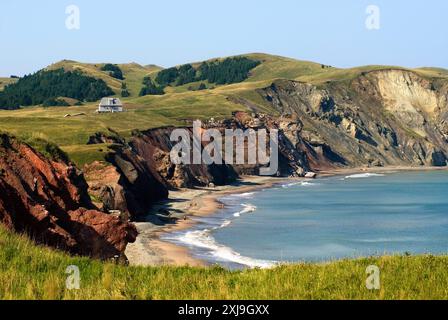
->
[0,69,114,109]
[154,57,260,88]
[139,76,165,96]
[121,82,130,97]
[101,64,124,80]
[155,67,179,86]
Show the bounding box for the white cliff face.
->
[374,70,440,137]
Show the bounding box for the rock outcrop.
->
[0,134,137,260]
[259,70,448,169]
[104,145,169,216]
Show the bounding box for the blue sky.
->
[0,0,446,76]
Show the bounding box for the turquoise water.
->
[162,171,448,269]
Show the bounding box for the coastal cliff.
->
[85,114,343,217]
[0,134,137,260]
[259,70,448,168]
[84,69,448,218]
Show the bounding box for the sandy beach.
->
[125,166,448,267]
[125,176,281,267]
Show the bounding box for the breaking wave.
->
[172,229,276,269]
[219,220,232,228]
[282,181,319,189]
[161,201,275,268]
[234,192,255,198]
[233,204,257,217]
[345,173,385,179]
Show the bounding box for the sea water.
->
[161,171,448,269]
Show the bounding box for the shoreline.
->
[125,176,282,267]
[125,165,448,267]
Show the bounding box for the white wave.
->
[234,192,255,198]
[345,173,385,179]
[357,237,422,243]
[220,220,232,228]
[301,181,318,186]
[175,229,276,269]
[282,181,319,189]
[233,204,257,217]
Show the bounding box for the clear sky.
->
[0,0,446,76]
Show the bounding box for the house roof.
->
[99,97,123,107]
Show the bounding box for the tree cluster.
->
[0,69,114,109]
[154,57,260,88]
[101,64,124,80]
[139,76,165,96]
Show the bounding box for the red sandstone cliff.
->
[0,134,137,260]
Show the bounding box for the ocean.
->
[161,171,448,269]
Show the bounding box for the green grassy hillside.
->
[244,53,336,82]
[1,53,448,167]
[1,226,447,300]
[47,60,162,97]
[0,89,247,166]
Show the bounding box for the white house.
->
[98,97,124,113]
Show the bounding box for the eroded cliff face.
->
[86,112,345,216]
[86,69,448,218]
[260,70,448,168]
[0,134,137,260]
[124,115,327,188]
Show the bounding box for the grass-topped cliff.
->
[1,226,448,300]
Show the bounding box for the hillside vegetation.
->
[1,226,447,300]
[47,60,162,97]
[0,53,447,167]
[0,69,113,109]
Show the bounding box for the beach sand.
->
[125,176,280,267]
[125,166,448,267]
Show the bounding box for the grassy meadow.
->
[0,90,251,166]
[1,226,448,300]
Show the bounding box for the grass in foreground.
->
[1,226,448,300]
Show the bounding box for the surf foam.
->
[174,229,276,269]
[345,173,385,179]
[282,181,319,189]
[233,204,257,217]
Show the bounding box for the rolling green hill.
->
[1,53,448,167]
[47,60,162,97]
